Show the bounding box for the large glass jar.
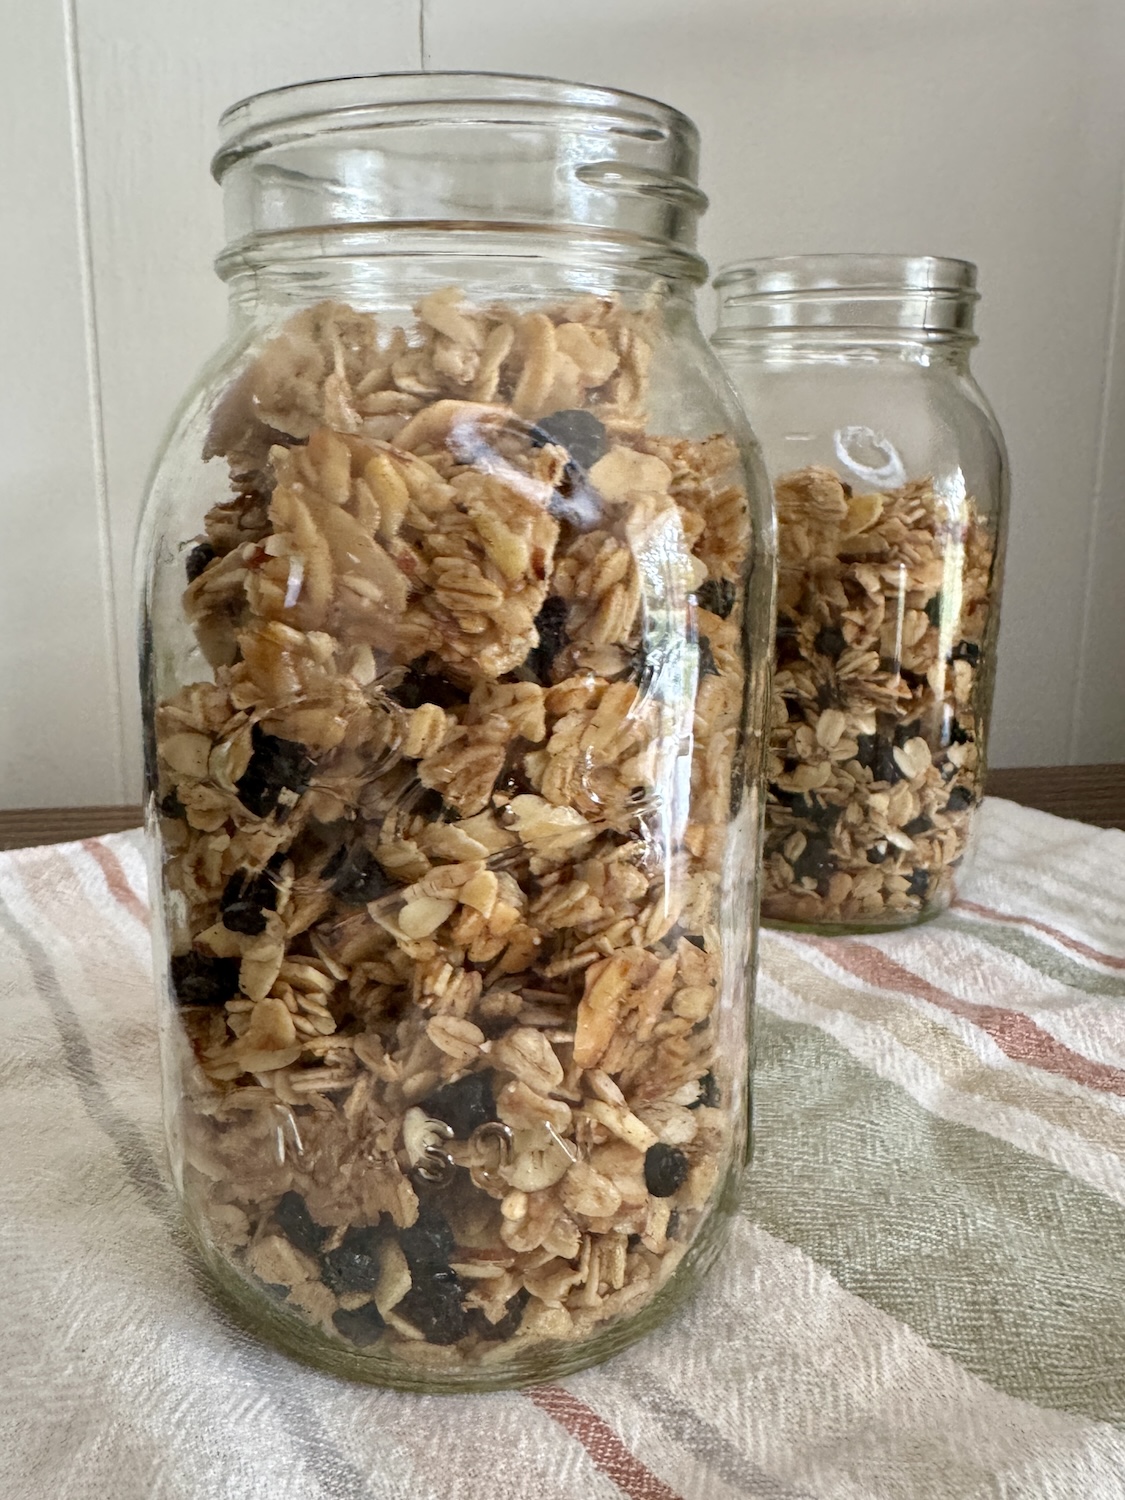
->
[138,73,774,1391]
[713,255,1008,932]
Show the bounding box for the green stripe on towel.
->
[747,1011,1125,1428]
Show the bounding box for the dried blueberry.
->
[688,1071,720,1110]
[159,789,186,819]
[856,734,902,785]
[185,540,215,584]
[399,1203,456,1274]
[793,832,832,884]
[526,596,569,682]
[220,867,279,936]
[170,951,240,1007]
[949,721,973,746]
[321,1224,385,1295]
[235,725,314,819]
[332,1302,387,1347]
[644,1143,690,1198]
[924,593,944,629]
[697,636,719,679]
[906,868,930,899]
[390,666,468,714]
[411,787,457,823]
[470,1287,530,1343]
[697,578,737,620]
[944,785,974,813]
[951,640,981,667]
[814,624,847,658]
[529,409,608,470]
[274,1191,328,1256]
[903,815,933,837]
[867,840,889,864]
[321,844,396,905]
[397,1266,467,1346]
[893,719,922,748]
[419,1070,497,1139]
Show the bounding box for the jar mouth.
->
[214,71,700,180]
[713,254,978,341]
[213,71,708,283]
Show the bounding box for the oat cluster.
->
[763,464,994,928]
[154,287,750,1368]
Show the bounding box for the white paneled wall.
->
[5,0,1125,806]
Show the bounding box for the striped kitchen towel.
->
[1,797,1123,1500]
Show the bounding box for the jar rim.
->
[714,253,978,298]
[214,70,700,182]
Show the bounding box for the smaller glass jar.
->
[713,255,1008,932]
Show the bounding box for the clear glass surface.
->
[138,73,774,1390]
[713,254,1008,932]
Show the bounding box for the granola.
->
[154,288,751,1367]
[762,464,994,928]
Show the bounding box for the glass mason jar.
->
[712,255,1008,933]
[138,73,775,1390]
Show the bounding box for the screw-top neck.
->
[713,254,979,349]
[213,71,709,287]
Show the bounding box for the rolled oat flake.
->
[713,254,1009,933]
[138,72,775,1390]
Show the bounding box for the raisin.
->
[170,951,240,1007]
[390,666,468,714]
[274,1191,328,1256]
[903,815,933,837]
[399,1203,456,1273]
[411,787,457,823]
[807,798,842,832]
[924,593,943,628]
[332,1303,387,1347]
[856,734,902,785]
[906,868,930,899]
[321,844,395,905]
[697,578,737,619]
[945,785,974,813]
[419,1070,497,1139]
[793,832,832,884]
[235,725,314,819]
[688,1071,720,1110]
[697,636,719,679]
[951,641,981,667]
[949,721,973,746]
[470,1287,531,1343]
[321,1224,385,1295]
[644,1143,690,1198]
[397,1266,467,1346]
[529,409,608,470]
[815,680,843,712]
[185,541,215,584]
[159,789,186,819]
[893,719,922,748]
[867,840,889,864]
[220,867,278,936]
[526,596,569,682]
[814,624,847,658]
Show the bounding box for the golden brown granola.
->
[763,463,994,927]
[156,287,749,1362]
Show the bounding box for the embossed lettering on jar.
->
[713,255,1008,933]
[138,73,775,1390]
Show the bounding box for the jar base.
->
[188,1197,737,1393]
[762,903,949,937]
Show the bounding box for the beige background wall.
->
[5,0,1125,807]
